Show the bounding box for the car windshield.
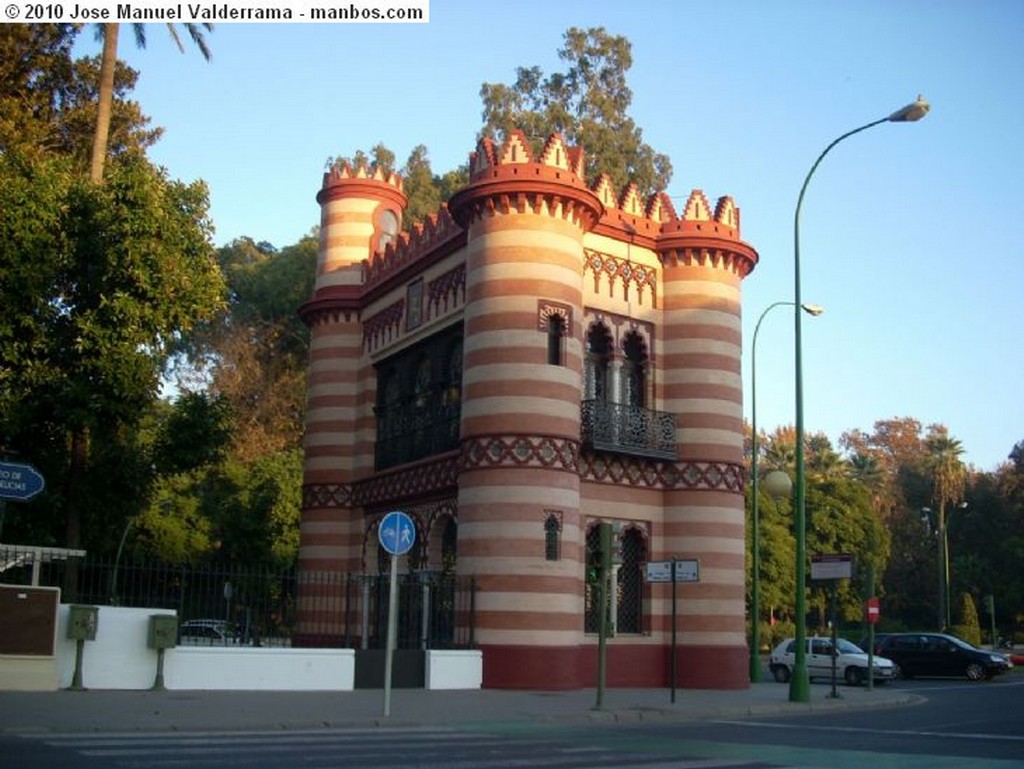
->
[945,635,975,650]
[835,638,862,654]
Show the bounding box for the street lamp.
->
[922,501,968,631]
[790,96,929,703]
[749,301,823,682]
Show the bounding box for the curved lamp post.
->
[749,301,823,682]
[790,96,929,703]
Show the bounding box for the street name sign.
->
[645,559,700,583]
[0,462,45,501]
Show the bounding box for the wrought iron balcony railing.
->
[580,400,677,460]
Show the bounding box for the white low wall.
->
[165,647,355,691]
[40,605,480,691]
[425,649,482,689]
[56,605,173,690]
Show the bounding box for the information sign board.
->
[645,559,700,583]
[811,553,853,580]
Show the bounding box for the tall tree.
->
[89,23,211,184]
[480,27,672,196]
[0,151,226,549]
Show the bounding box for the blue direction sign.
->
[0,462,45,501]
[378,511,416,556]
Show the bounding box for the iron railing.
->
[580,399,677,460]
[0,550,475,650]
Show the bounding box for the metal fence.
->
[0,549,475,651]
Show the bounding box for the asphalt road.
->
[596,676,1024,768]
[3,678,1022,768]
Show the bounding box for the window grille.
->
[544,514,561,561]
[616,527,646,633]
[584,525,601,633]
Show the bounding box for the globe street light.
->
[749,301,823,682]
[790,96,929,703]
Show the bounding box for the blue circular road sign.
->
[378,511,416,556]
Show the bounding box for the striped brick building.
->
[298,132,758,690]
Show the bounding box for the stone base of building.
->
[481,642,751,690]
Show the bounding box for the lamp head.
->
[763,470,794,499]
[889,96,930,123]
[800,303,825,317]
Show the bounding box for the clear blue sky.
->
[78,0,1024,472]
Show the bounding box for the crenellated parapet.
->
[448,131,604,231]
[306,132,758,331]
[317,161,406,208]
[656,189,757,277]
[363,205,463,289]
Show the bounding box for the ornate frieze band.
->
[302,446,743,512]
[580,452,745,493]
[461,435,580,473]
[584,249,658,306]
[362,299,405,352]
[301,453,460,511]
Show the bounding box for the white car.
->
[770,636,897,686]
[178,619,240,646]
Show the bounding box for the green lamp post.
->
[790,96,929,703]
[749,301,822,682]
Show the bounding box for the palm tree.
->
[925,430,966,630]
[67,22,212,552]
[89,23,212,184]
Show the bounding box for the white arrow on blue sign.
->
[0,462,45,501]
[378,511,416,556]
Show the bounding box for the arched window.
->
[584,323,613,402]
[544,513,561,561]
[621,331,648,408]
[547,314,565,366]
[616,527,646,634]
[376,208,400,252]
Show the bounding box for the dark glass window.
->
[374,325,463,470]
[547,315,565,366]
[585,323,613,402]
[622,331,647,408]
[544,514,561,561]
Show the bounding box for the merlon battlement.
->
[320,161,404,192]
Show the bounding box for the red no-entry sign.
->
[866,596,881,624]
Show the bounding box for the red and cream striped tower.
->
[297,164,406,637]
[657,191,757,688]
[448,133,603,688]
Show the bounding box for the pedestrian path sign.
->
[379,511,416,556]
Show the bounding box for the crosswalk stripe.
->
[18,729,786,769]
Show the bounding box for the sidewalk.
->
[0,683,919,734]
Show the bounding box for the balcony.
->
[580,400,677,461]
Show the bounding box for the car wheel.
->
[844,667,865,687]
[965,662,987,681]
[772,665,790,684]
[892,663,908,680]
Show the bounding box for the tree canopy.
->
[480,27,672,196]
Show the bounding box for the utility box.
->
[148,615,178,650]
[66,605,99,641]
